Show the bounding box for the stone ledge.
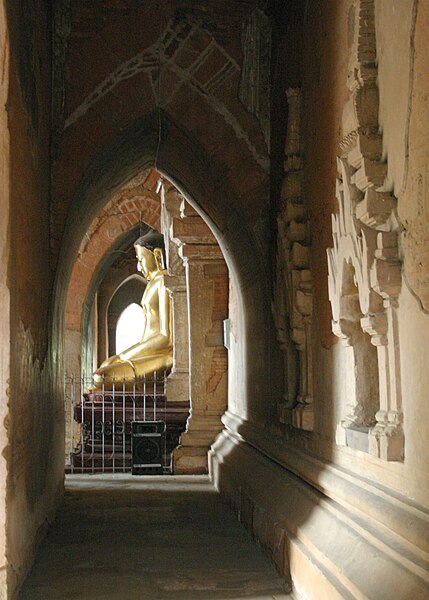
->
[345,425,369,453]
[210,423,429,599]
[213,412,429,569]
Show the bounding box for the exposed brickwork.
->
[65,175,161,333]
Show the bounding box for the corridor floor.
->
[19,475,292,600]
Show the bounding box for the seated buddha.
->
[91,232,173,390]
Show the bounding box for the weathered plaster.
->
[4,3,64,597]
[0,1,10,593]
[400,0,429,313]
[375,0,416,194]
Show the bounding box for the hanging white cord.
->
[154,19,163,170]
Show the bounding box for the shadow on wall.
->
[210,424,331,594]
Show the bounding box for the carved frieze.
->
[327,0,403,460]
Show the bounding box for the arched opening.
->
[96,272,147,365]
[106,276,147,357]
[115,303,145,354]
[61,156,240,476]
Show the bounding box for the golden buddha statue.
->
[91,234,173,390]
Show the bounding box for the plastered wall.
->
[301,0,428,505]
[2,1,428,598]
[4,2,64,597]
[396,0,429,503]
[212,2,429,598]
[0,2,10,594]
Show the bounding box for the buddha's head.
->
[134,231,165,279]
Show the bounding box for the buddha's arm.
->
[119,335,170,360]
[158,284,172,339]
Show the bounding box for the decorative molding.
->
[210,411,429,599]
[160,185,190,405]
[327,0,403,461]
[218,411,429,560]
[273,88,313,431]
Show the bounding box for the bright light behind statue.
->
[115,303,145,355]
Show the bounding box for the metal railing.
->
[64,372,170,474]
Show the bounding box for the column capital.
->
[180,243,224,262]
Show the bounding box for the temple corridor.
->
[3,1,429,597]
[19,476,292,600]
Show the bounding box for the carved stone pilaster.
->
[162,192,228,473]
[327,0,403,460]
[273,88,314,431]
[173,241,228,474]
[161,184,187,278]
[160,185,190,403]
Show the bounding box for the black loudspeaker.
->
[131,421,165,475]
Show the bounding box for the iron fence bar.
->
[70,375,75,475]
[154,370,157,421]
[143,373,147,421]
[91,377,95,474]
[163,371,167,472]
[80,378,84,474]
[123,378,126,473]
[102,377,105,473]
[112,378,115,473]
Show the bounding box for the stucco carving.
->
[327,0,403,460]
[273,88,313,431]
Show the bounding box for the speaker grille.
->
[131,421,165,475]
[135,438,161,463]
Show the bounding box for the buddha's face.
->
[135,245,156,278]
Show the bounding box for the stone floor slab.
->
[19,475,292,600]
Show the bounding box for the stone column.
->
[164,273,189,401]
[167,200,229,474]
[161,186,190,403]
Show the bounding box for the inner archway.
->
[54,112,275,466]
[109,278,146,355]
[115,302,145,354]
[61,149,249,475]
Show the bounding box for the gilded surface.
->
[91,243,173,389]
